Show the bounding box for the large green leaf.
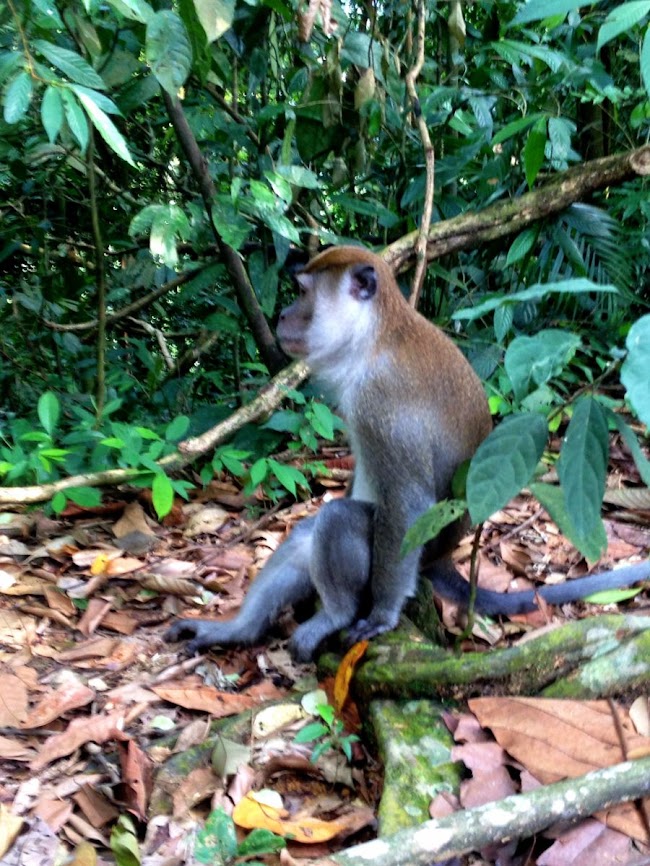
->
[146,10,192,96]
[467,413,548,523]
[75,89,134,166]
[505,329,581,401]
[3,71,33,124]
[105,0,154,23]
[530,481,607,561]
[194,0,236,43]
[41,85,63,142]
[510,0,587,26]
[620,314,650,428]
[642,27,650,98]
[152,472,174,519]
[523,117,547,188]
[34,40,106,89]
[608,410,650,487]
[38,392,60,436]
[597,1,650,52]
[453,279,618,322]
[61,88,89,151]
[557,396,608,554]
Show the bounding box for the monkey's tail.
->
[424,559,650,616]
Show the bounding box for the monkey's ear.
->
[295,272,314,294]
[350,265,377,301]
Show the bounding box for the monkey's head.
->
[277,246,401,371]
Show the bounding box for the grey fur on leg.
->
[165,518,316,655]
[289,499,374,661]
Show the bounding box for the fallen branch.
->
[0,360,309,505]
[306,755,650,866]
[320,613,650,701]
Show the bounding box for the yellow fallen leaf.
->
[69,841,97,866]
[334,641,368,713]
[232,792,360,843]
[90,553,111,575]
[0,804,24,859]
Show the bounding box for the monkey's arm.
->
[165,520,315,654]
[425,559,650,615]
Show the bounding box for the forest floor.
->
[0,436,649,865]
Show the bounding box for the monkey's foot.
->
[164,619,225,655]
[346,617,394,644]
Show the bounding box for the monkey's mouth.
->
[279,338,307,358]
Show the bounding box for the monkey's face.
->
[277,264,379,363]
[277,273,314,358]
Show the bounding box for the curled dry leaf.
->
[21,682,95,729]
[333,641,368,713]
[0,673,28,727]
[139,574,199,596]
[31,711,127,770]
[152,684,272,718]
[232,791,374,843]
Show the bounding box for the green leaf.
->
[66,486,102,507]
[510,0,586,26]
[608,411,650,487]
[110,814,141,866]
[268,460,308,496]
[401,499,467,556]
[275,164,322,189]
[211,198,252,250]
[70,85,121,115]
[294,722,329,743]
[523,117,547,188]
[494,305,514,343]
[530,482,607,562]
[0,52,22,88]
[105,0,155,23]
[249,458,269,487]
[505,228,537,267]
[38,392,60,436]
[309,402,336,440]
[467,413,548,524]
[51,491,67,514]
[237,829,286,857]
[61,88,89,151]
[146,10,192,97]
[41,85,64,142]
[584,587,642,604]
[642,27,650,98]
[620,314,650,428]
[74,89,135,166]
[557,396,608,556]
[492,113,544,146]
[194,0,236,43]
[150,205,190,265]
[165,415,190,442]
[597,1,650,52]
[34,40,106,89]
[453,278,618,322]
[505,329,581,401]
[3,71,33,124]
[152,472,174,519]
[195,809,237,865]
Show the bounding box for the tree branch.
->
[161,91,286,373]
[306,755,650,866]
[384,144,650,273]
[404,0,434,307]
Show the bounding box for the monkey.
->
[166,245,650,661]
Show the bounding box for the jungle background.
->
[1,0,650,864]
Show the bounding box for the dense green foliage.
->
[0,0,649,543]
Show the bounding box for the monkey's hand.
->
[346,610,399,644]
[164,618,226,655]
